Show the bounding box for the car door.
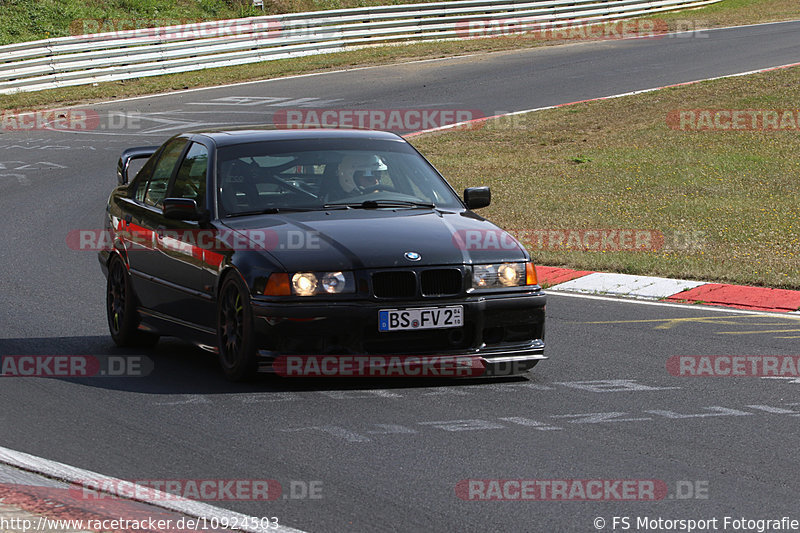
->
[124,137,188,312]
[152,141,216,326]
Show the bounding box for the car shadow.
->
[0,335,539,395]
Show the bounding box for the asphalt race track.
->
[1,20,800,532]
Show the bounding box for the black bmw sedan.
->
[100,129,546,380]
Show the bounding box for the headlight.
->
[472,262,530,289]
[292,272,318,296]
[284,271,355,296]
[321,271,347,293]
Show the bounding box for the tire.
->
[217,273,258,381]
[106,256,159,348]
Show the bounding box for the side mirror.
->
[163,198,206,221]
[117,146,158,185]
[464,186,491,210]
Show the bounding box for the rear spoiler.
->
[117,146,159,185]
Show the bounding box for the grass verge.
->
[2,0,800,111]
[411,65,800,290]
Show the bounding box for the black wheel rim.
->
[219,283,244,367]
[108,261,126,335]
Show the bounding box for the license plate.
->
[378,306,463,332]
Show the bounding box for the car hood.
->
[221,209,528,271]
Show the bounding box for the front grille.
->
[372,271,416,298]
[421,269,462,296]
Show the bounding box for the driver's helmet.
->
[337,154,388,194]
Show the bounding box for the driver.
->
[335,154,388,196]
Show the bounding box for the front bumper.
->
[250,289,546,375]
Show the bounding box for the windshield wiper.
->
[323,200,436,209]
[225,206,322,217]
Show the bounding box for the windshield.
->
[215,138,463,216]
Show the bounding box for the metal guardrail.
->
[0,0,722,95]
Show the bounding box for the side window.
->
[143,139,186,208]
[133,153,159,202]
[171,143,209,209]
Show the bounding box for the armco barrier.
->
[0,0,721,95]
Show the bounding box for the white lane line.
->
[0,446,306,533]
[545,290,800,317]
[678,18,800,33]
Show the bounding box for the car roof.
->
[187,128,407,147]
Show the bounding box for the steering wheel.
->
[266,174,318,199]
